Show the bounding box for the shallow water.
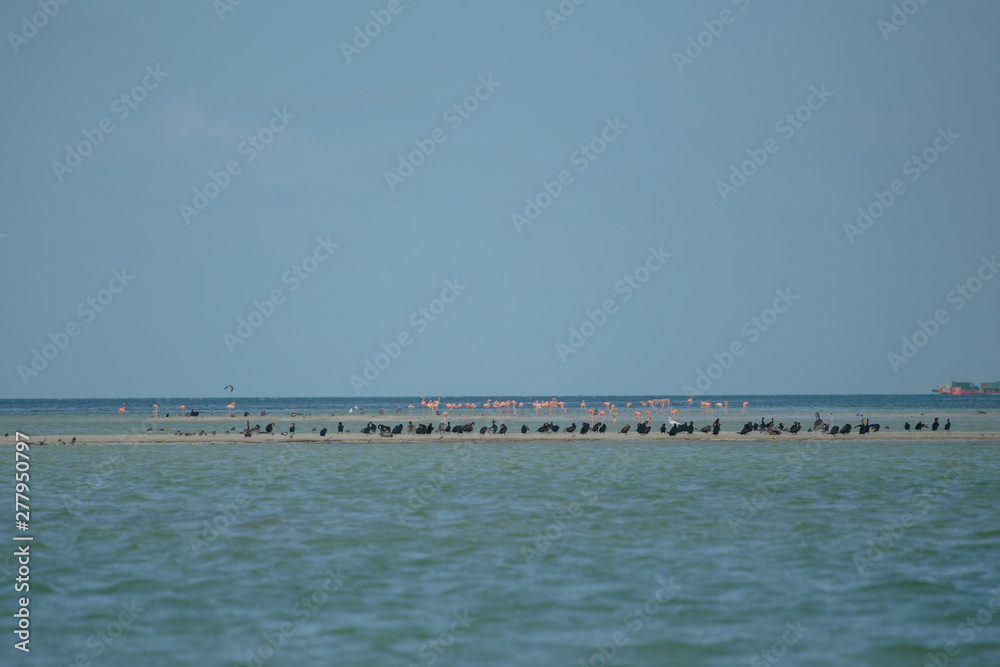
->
[3,394,999,436]
[6,438,1000,665]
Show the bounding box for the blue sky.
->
[1,0,998,399]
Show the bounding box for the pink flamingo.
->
[598,410,606,424]
[611,405,618,426]
[152,404,159,420]
[118,403,125,421]
[581,400,587,415]
[227,402,236,417]
[724,401,729,413]
[687,398,693,408]
[588,409,595,425]
[645,410,651,423]
[714,402,723,412]
[741,401,749,414]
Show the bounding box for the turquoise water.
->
[6,438,1000,665]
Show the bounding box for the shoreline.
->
[5,431,999,446]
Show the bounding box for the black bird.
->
[686,421,695,434]
[712,422,721,436]
[830,425,840,436]
[931,418,939,431]
[739,422,753,435]
[224,385,234,392]
[551,424,560,432]
[841,423,852,435]
[789,422,801,434]
[904,422,911,431]
[620,424,630,434]
[289,423,296,436]
[599,424,607,433]
[915,421,926,431]
[580,422,590,435]
[392,424,403,434]
[521,424,528,434]
[320,427,328,436]
[499,424,507,435]
[490,421,498,433]
[870,423,880,432]
[480,426,488,434]
[565,423,577,433]
[944,419,951,431]
[668,424,679,436]
[858,420,869,436]
[338,422,344,432]
[700,424,712,433]
[660,423,666,433]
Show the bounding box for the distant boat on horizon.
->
[932,381,1000,395]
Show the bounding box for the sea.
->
[1,395,999,665]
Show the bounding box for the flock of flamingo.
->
[407,397,751,428]
[120,397,752,427]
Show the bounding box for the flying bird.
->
[224,385,234,392]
